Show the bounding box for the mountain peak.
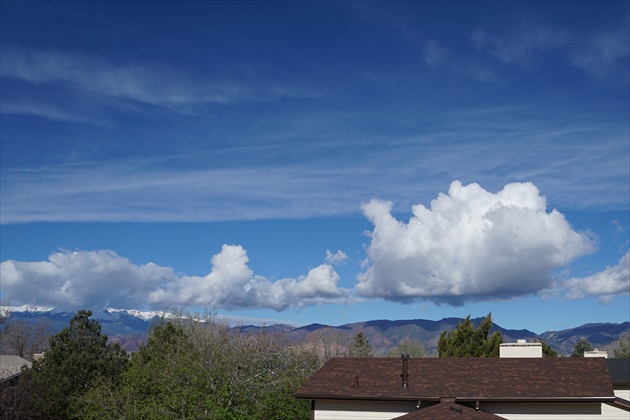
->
[4,304,55,313]
[104,308,173,321]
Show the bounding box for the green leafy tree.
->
[388,337,428,358]
[437,313,502,358]
[25,310,128,419]
[348,332,374,357]
[78,313,318,419]
[540,340,558,358]
[571,337,593,357]
[125,321,201,418]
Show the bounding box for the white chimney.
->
[584,349,608,358]
[500,340,543,358]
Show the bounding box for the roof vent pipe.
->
[401,354,409,388]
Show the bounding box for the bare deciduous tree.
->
[0,302,11,332]
[387,337,428,358]
[296,327,350,364]
[1,319,51,360]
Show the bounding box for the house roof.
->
[606,359,630,386]
[393,402,505,419]
[0,355,32,382]
[295,357,614,403]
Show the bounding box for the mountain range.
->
[3,306,628,356]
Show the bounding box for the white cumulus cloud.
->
[325,250,348,266]
[0,246,349,311]
[357,181,595,304]
[561,250,630,303]
[148,245,349,311]
[0,250,176,309]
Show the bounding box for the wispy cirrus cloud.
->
[423,39,449,67]
[471,25,570,68]
[472,22,629,83]
[0,100,103,124]
[1,102,628,223]
[570,27,630,82]
[0,48,314,119]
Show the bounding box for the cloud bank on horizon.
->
[2,181,627,311]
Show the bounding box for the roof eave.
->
[0,373,22,384]
[455,396,616,403]
[294,393,440,402]
[294,394,616,404]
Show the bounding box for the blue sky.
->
[1,1,628,334]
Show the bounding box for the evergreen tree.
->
[25,310,128,418]
[437,313,502,358]
[348,332,373,357]
[540,340,558,358]
[571,337,593,357]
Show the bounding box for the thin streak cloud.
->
[0,48,315,117]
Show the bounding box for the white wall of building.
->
[313,399,416,420]
[482,402,628,420]
[613,386,629,401]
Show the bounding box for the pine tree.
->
[571,337,593,357]
[540,340,558,358]
[437,313,502,358]
[25,310,128,418]
[348,332,374,357]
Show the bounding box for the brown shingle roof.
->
[295,357,614,402]
[393,402,505,419]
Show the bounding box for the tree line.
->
[2,310,321,419]
[0,310,426,419]
[1,310,627,419]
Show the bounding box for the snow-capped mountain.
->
[3,306,165,336]
[103,308,175,321]
[3,306,628,356]
[6,304,55,313]
[5,306,170,321]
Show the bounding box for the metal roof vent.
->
[401,353,409,388]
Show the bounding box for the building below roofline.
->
[295,356,629,419]
[0,355,32,389]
